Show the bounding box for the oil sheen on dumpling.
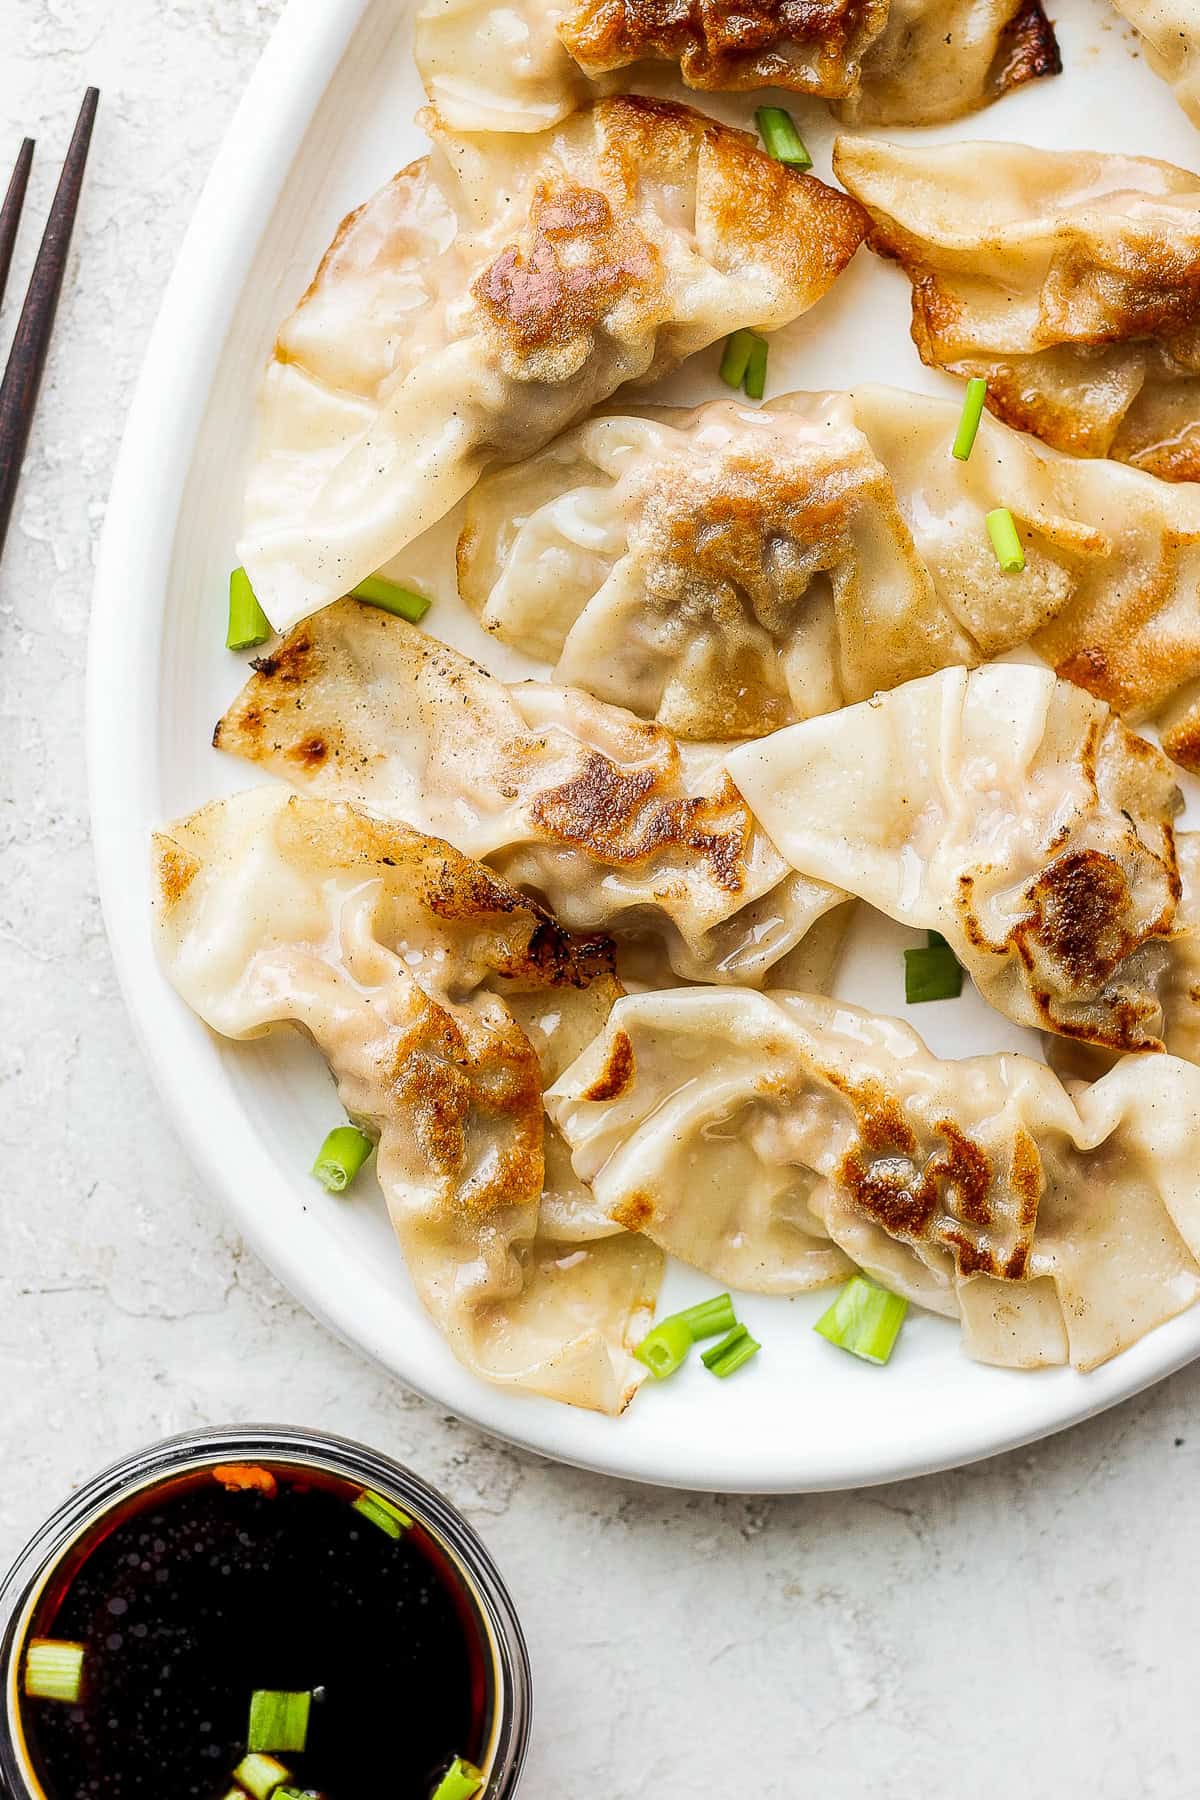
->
[458,385,1200,762]
[458,399,974,739]
[836,0,1060,124]
[834,136,1200,482]
[548,988,1200,1370]
[239,96,867,634]
[415,0,890,134]
[213,601,847,986]
[726,664,1185,1055]
[1108,0,1200,125]
[153,785,662,1414]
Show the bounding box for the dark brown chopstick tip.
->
[0,137,36,315]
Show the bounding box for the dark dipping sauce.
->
[19,1464,492,1800]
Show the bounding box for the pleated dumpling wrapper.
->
[415,0,890,133]
[726,664,1187,1055]
[457,385,1200,765]
[213,602,848,988]
[833,0,1060,125]
[239,96,867,634]
[1107,0,1200,125]
[834,135,1200,483]
[548,988,1200,1371]
[153,785,662,1414]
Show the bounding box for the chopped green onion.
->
[904,943,962,1003]
[430,1759,484,1800]
[351,575,431,622]
[23,1639,85,1703]
[234,1755,292,1800]
[719,329,756,389]
[352,1488,414,1539]
[814,1276,908,1365]
[927,928,951,949]
[634,1314,693,1380]
[226,566,273,652]
[986,506,1025,573]
[311,1125,373,1194]
[674,1292,738,1340]
[755,106,813,171]
[248,1691,311,1755]
[701,1323,761,1378]
[951,377,988,460]
[743,333,769,401]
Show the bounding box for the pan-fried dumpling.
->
[834,136,1200,482]
[836,0,1060,124]
[548,987,1200,1370]
[458,401,974,739]
[213,601,847,985]
[727,664,1185,1054]
[153,785,661,1413]
[458,385,1200,761]
[415,0,890,134]
[239,97,867,633]
[1109,0,1200,125]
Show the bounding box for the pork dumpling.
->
[213,601,847,986]
[153,785,661,1414]
[548,987,1200,1370]
[415,0,890,133]
[239,97,867,633]
[726,664,1185,1055]
[834,135,1200,482]
[1108,0,1200,125]
[458,401,974,739]
[836,0,1060,124]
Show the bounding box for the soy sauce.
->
[19,1464,492,1800]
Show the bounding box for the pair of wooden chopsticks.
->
[0,89,100,568]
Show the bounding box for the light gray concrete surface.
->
[2,6,1199,1796]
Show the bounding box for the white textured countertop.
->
[3,4,1200,1794]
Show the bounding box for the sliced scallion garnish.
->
[719,329,756,390]
[248,1690,311,1755]
[814,1277,908,1365]
[351,575,431,623]
[701,1323,761,1378]
[951,377,988,461]
[634,1314,693,1380]
[352,1489,414,1539]
[904,943,963,1004]
[227,566,273,653]
[312,1125,373,1194]
[23,1639,85,1703]
[986,506,1025,573]
[675,1292,737,1340]
[743,333,769,401]
[430,1757,485,1800]
[754,106,813,171]
[234,1754,292,1800]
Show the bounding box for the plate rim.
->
[87,0,1200,1494]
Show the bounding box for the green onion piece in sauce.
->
[23,1640,85,1704]
[226,566,273,653]
[234,1755,292,1800]
[904,943,963,1004]
[352,1488,414,1539]
[350,575,432,623]
[986,507,1025,573]
[248,1691,311,1755]
[701,1323,761,1378]
[755,106,813,171]
[634,1314,693,1380]
[951,377,988,461]
[430,1759,485,1800]
[743,333,769,401]
[675,1292,738,1341]
[814,1276,908,1365]
[311,1125,373,1194]
[719,329,756,390]
[927,928,951,949]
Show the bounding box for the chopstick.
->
[0,89,99,566]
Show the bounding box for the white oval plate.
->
[90,0,1200,1491]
